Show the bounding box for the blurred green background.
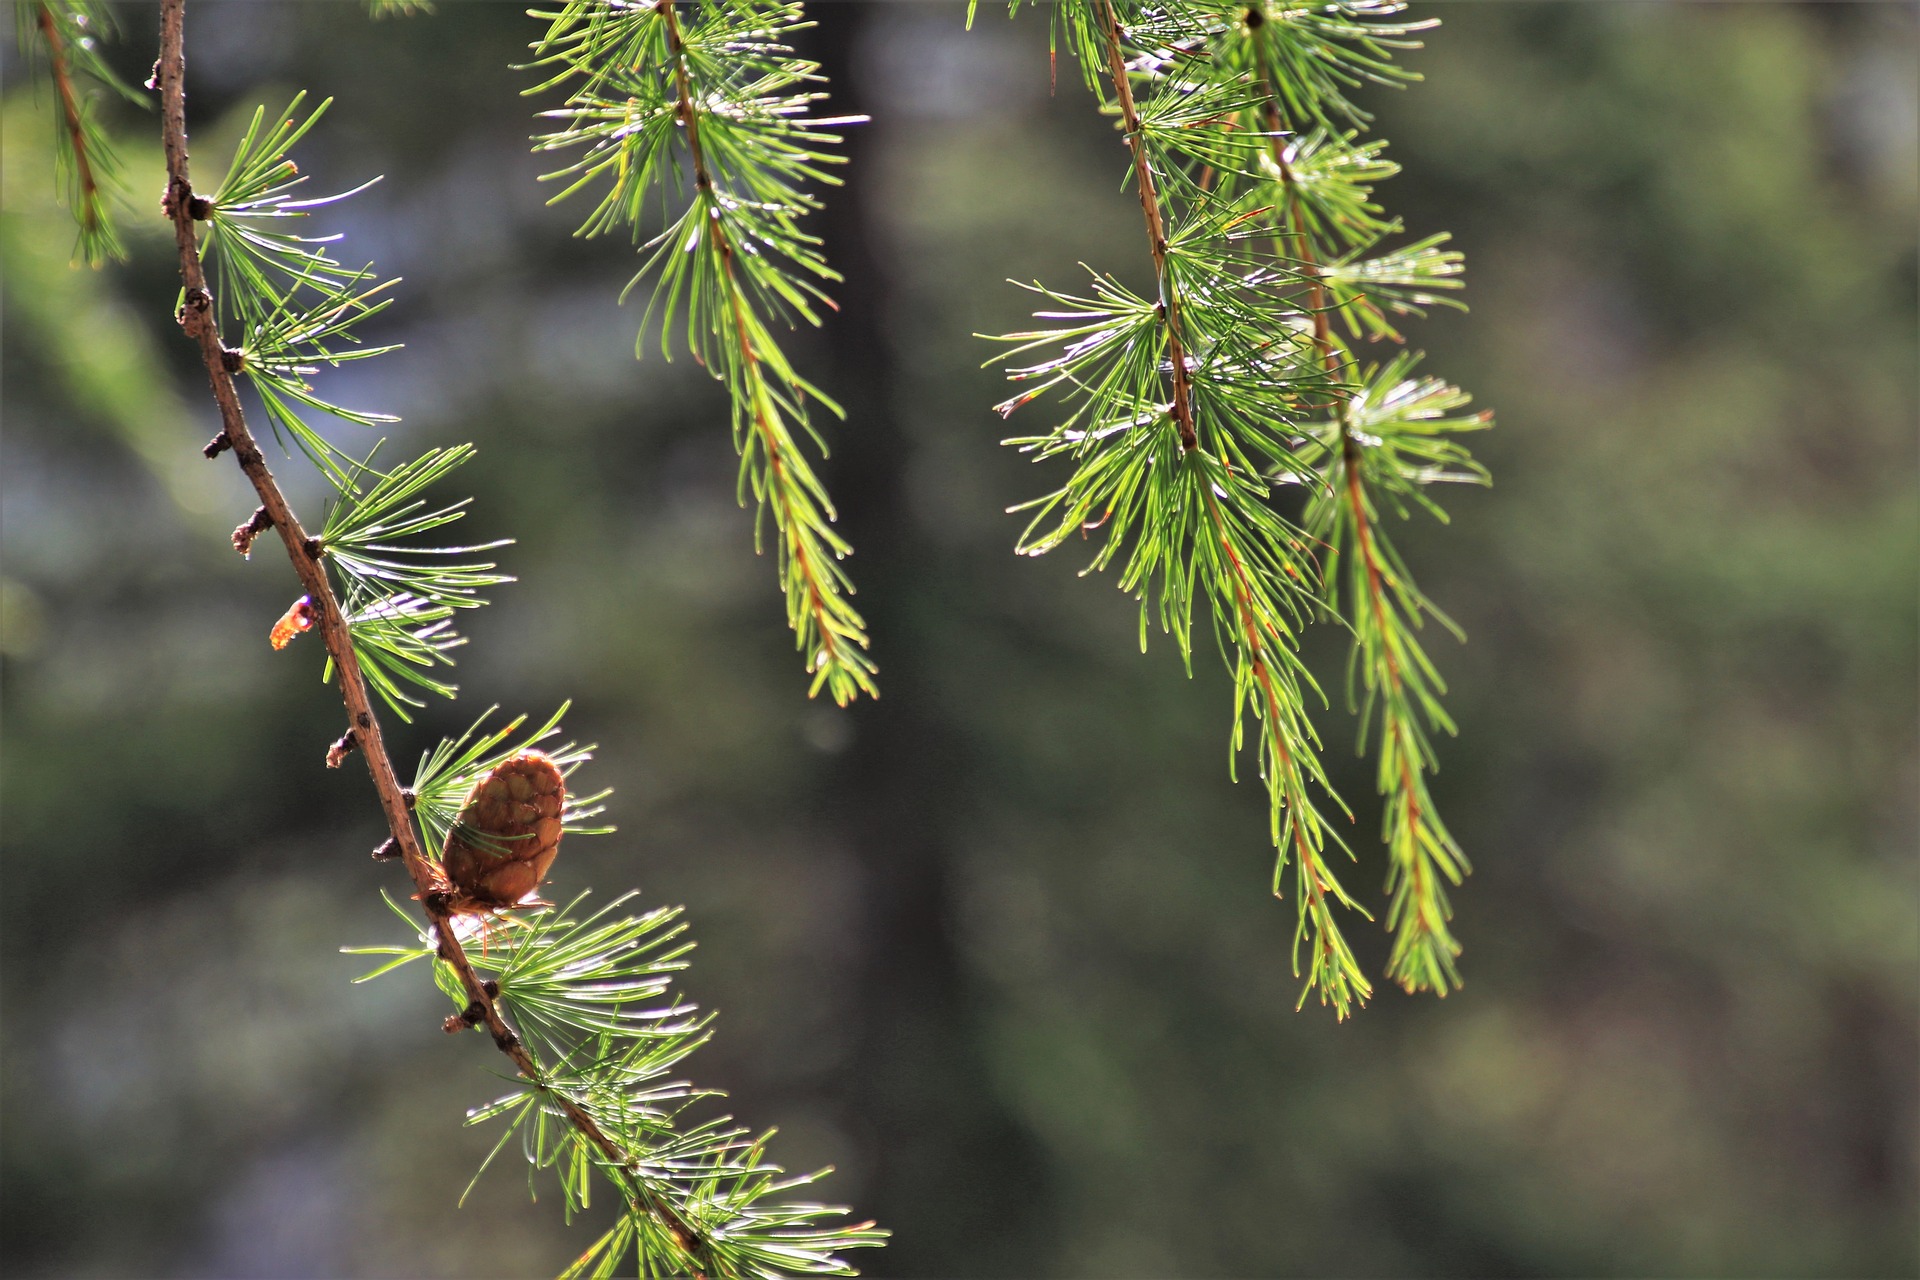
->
[3,2,1915,1275]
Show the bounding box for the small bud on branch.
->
[231,505,272,556]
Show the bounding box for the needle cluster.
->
[986,0,1489,1013]
[527,0,876,705]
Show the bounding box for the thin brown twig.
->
[1093,0,1199,453]
[153,1,708,1267]
[36,2,106,239]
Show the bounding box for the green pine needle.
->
[320,443,516,613]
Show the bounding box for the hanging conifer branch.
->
[990,0,1371,1014]
[157,0,582,1190]
[986,0,1488,1011]
[21,0,140,264]
[1222,0,1490,995]
[526,0,876,705]
[34,4,110,255]
[150,1,882,1270]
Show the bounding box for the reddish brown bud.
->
[231,506,272,557]
[269,596,316,650]
[325,729,357,769]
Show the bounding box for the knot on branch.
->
[370,837,400,862]
[203,431,232,460]
[160,176,191,222]
[302,536,324,561]
[188,194,213,220]
[325,728,358,769]
[231,505,272,556]
[219,346,245,374]
[443,1000,486,1034]
[401,788,417,811]
[177,286,213,339]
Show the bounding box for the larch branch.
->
[1251,18,1460,988]
[36,2,106,238]
[155,1,710,1267]
[657,0,855,694]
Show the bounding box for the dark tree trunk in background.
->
[805,6,1054,1273]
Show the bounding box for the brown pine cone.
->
[441,750,565,910]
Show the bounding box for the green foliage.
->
[526,0,876,705]
[7,7,1913,1277]
[1298,354,1488,991]
[202,94,399,489]
[312,446,510,716]
[11,0,1489,1266]
[17,0,141,265]
[348,878,885,1275]
[987,0,1489,1011]
[185,92,501,724]
[320,445,514,615]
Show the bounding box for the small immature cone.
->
[441,751,565,909]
